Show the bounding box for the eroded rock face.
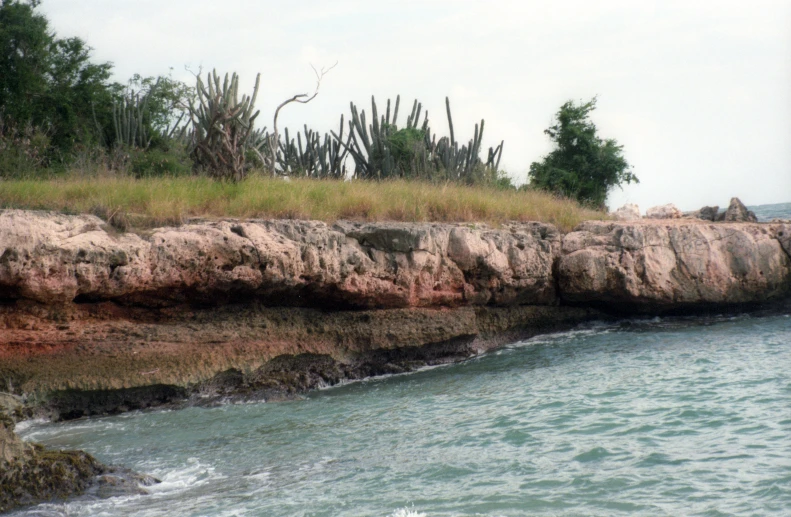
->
[1,210,790,403]
[559,220,791,310]
[684,206,719,221]
[613,204,641,221]
[0,211,560,309]
[645,204,682,219]
[720,197,758,223]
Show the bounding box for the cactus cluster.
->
[112,85,156,149]
[176,69,505,184]
[326,95,503,182]
[187,70,265,181]
[269,116,350,179]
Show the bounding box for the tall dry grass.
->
[0,173,607,232]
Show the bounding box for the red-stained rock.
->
[0,211,560,308]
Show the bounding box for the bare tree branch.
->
[270,62,338,176]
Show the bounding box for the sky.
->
[39,0,791,211]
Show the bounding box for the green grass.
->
[0,173,608,232]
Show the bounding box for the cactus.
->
[332,95,503,183]
[112,81,159,149]
[266,116,349,179]
[186,70,263,181]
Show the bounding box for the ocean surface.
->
[10,202,791,517]
[751,201,791,222]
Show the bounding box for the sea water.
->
[11,313,791,517]
[9,202,791,517]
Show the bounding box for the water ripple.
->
[11,313,791,517]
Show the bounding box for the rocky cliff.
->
[0,210,789,403]
[1,209,790,511]
[1,210,789,403]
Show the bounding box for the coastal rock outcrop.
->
[719,197,758,222]
[0,211,559,309]
[3,209,790,513]
[1,413,106,513]
[645,203,682,219]
[683,205,719,221]
[558,220,791,310]
[612,203,641,221]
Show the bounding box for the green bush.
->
[128,145,192,178]
[528,97,637,208]
[0,123,52,178]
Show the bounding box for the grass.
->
[0,173,607,232]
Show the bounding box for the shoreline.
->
[1,209,790,511]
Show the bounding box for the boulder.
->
[645,204,682,219]
[684,205,719,221]
[558,221,791,310]
[612,203,641,221]
[719,197,757,222]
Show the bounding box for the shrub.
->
[128,145,192,178]
[528,97,638,208]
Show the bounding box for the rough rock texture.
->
[1,210,790,401]
[559,220,791,311]
[0,211,559,309]
[720,197,758,222]
[645,204,682,219]
[4,210,789,512]
[0,300,598,398]
[613,204,641,221]
[684,205,719,221]
[0,404,107,514]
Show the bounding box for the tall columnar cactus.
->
[266,117,350,179]
[113,85,156,149]
[187,70,264,181]
[333,95,503,183]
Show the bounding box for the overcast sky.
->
[40,0,791,210]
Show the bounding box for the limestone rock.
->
[645,204,682,219]
[684,206,719,221]
[720,197,757,222]
[613,204,641,221]
[558,220,791,310]
[0,210,560,309]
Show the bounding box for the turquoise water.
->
[12,313,791,517]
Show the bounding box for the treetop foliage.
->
[528,97,638,208]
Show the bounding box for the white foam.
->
[12,417,49,434]
[146,457,225,495]
[388,507,427,517]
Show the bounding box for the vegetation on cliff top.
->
[529,98,638,209]
[0,175,606,232]
[1,0,630,214]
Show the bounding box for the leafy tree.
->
[121,72,194,147]
[528,97,637,208]
[0,0,117,151]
